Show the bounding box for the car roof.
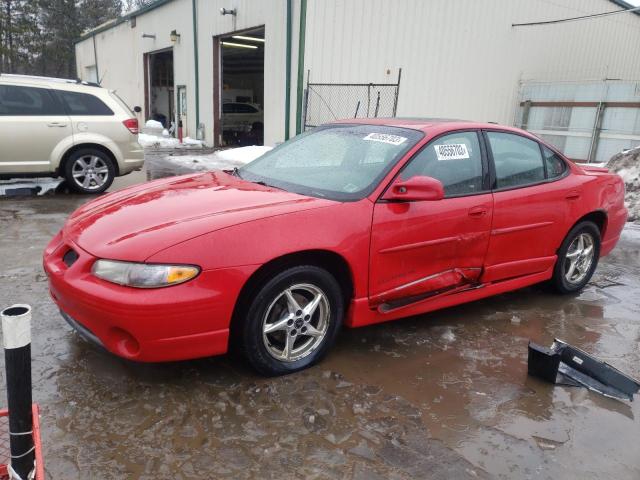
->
[0,74,104,93]
[330,117,526,135]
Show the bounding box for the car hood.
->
[64,171,334,261]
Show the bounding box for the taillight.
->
[123,118,139,134]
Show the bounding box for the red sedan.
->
[44,119,627,375]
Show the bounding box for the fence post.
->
[1,305,35,480]
[587,101,605,163]
[393,68,402,117]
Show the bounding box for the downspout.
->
[191,0,200,132]
[284,0,292,140]
[295,0,307,135]
[92,35,100,83]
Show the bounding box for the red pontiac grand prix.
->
[44,119,627,375]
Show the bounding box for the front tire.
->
[551,221,600,294]
[64,148,115,194]
[237,265,344,376]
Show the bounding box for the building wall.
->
[304,0,640,126]
[75,0,640,146]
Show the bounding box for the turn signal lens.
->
[166,266,199,284]
[92,260,200,288]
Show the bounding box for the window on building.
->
[58,91,113,116]
[0,85,65,116]
[400,131,484,197]
[487,132,545,189]
[85,65,98,83]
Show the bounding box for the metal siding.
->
[75,0,640,146]
[304,0,640,125]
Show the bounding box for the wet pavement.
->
[0,177,639,478]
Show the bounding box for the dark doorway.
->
[214,27,264,146]
[144,48,174,131]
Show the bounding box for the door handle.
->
[468,206,488,218]
[565,191,581,200]
[47,122,67,127]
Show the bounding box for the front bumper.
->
[44,230,256,362]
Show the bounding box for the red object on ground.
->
[43,119,628,363]
[0,405,44,480]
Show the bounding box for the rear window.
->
[542,145,567,179]
[109,91,135,116]
[0,85,65,116]
[58,91,113,116]
[487,132,545,189]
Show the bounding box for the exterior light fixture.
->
[221,41,257,49]
[220,7,237,16]
[170,30,181,43]
[231,35,264,43]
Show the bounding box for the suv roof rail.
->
[0,73,101,87]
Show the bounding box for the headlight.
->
[92,260,200,288]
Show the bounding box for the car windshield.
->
[239,124,423,201]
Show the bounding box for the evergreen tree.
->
[0,0,122,77]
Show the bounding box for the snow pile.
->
[215,146,272,163]
[145,119,164,130]
[137,133,204,149]
[171,146,272,170]
[607,146,640,223]
[147,145,272,178]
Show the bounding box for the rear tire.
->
[551,221,600,294]
[237,265,344,376]
[64,148,115,194]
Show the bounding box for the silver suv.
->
[0,74,144,193]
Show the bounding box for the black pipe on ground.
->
[1,304,35,480]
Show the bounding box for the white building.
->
[75,0,640,162]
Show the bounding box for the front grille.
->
[63,248,79,267]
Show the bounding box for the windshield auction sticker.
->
[363,133,407,146]
[434,143,470,160]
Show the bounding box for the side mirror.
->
[133,106,142,113]
[382,175,445,202]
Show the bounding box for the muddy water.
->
[0,194,639,479]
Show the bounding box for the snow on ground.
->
[622,222,640,242]
[137,133,204,149]
[607,147,640,223]
[147,145,272,176]
[0,177,63,196]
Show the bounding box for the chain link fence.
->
[303,79,401,131]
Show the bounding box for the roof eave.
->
[75,0,174,44]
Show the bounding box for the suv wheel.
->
[551,221,601,294]
[237,265,344,376]
[64,148,115,194]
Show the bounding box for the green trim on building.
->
[192,0,200,129]
[284,0,293,140]
[295,0,307,135]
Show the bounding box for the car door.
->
[55,89,117,145]
[481,130,573,282]
[0,84,72,174]
[369,130,493,309]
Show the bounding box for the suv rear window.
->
[58,91,113,116]
[0,85,65,116]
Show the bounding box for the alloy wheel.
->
[71,155,110,191]
[564,233,595,284]
[262,283,330,362]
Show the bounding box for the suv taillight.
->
[123,118,139,134]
